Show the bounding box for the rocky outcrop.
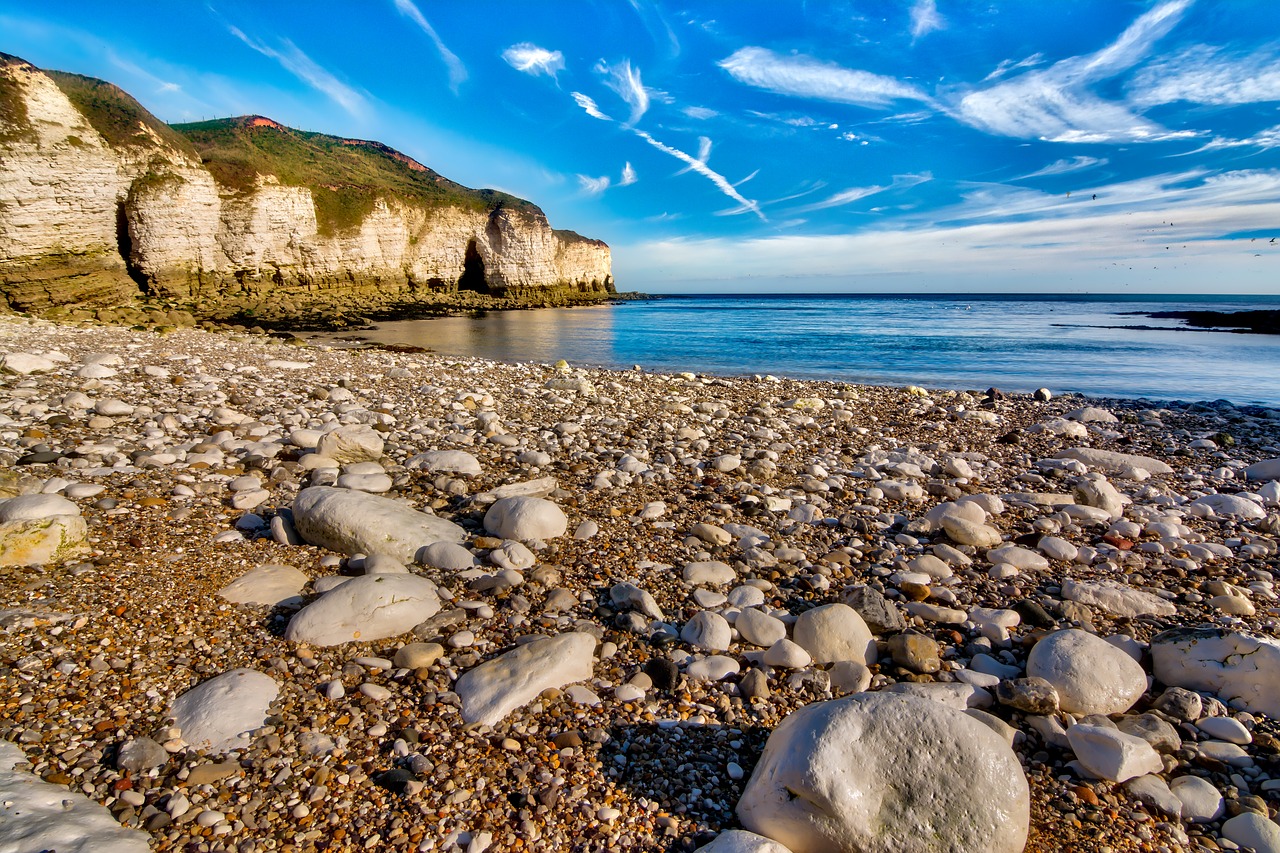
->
[0,54,612,316]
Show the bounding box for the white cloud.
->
[683,105,719,120]
[675,136,712,175]
[910,0,945,40]
[502,42,565,78]
[632,130,765,220]
[572,92,612,121]
[228,26,367,116]
[577,174,611,195]
[982,54,1045,82]
[596,58,650,125]
[1021,156,1109,179]
[1129,44,1280,107]
[789,173,932,214]
[1187,124,1280,153]
[719,46,933,108]
[392,0,467,91]
[951,0,1196,142]
[620,162,638,186]
[621,169,1280,290]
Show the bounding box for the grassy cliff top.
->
[170,116,542,233]
[47,69,200,158]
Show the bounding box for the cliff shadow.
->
[457,238,489,294]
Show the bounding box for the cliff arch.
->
[457,238,489,293]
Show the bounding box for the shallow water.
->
[340,293,1280,406]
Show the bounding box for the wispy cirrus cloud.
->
[910,0,945,40]
[1185,124,1280,154]
[392,0,467,91]
[572,92,612,121]
[982,54,1045,83]
[789,173,932,214]
[1021,156,1109,179]
[596,58,649,124]
[1128,44,1280,107]
[674,136,712,175]
[502,42,564,78]
[683,105,719,120]
[952,0,1196,143]
[228,26,367,116]
[633,130,764,220]
[721,1,1205,145]
[620,162,638,186]
[577,174,611,195]
[720,46,932,108]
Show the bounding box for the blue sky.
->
[3,1,1279,294]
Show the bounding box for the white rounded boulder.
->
[483,496,567,541]
[738,692,1029,853]
[170,669,278,753]
[284,574,441,646]
[292,486,466,563]
[792,604,875,665]
[1027,628,1147,715]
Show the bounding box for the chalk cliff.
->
[0,54,613,316]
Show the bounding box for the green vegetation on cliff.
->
[171,117,540,236]
[0,53,35,143]
[47,70,198,157]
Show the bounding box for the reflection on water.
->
[350,306,617,365]
[320,294,1280,406]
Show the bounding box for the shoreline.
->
[3,315,1280,852]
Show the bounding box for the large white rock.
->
[0,741,150,852]
[1151,627,1280,717]
[1073,478,1125,520]
[406,450,482,476]
[697,830,794,852]
[217,564,309,607]
[1,352,58,375]
[1065,406,1119,424]
[483,496,568,540]
[0,494,80,521]
[1222,813,1280,853]
[736,608,787,647]
[738,693,1029,853]
[455,632,596,726]
[0,493,88,566]
[1061,579,1177,618]
[314,424,384,464]
[682,611,732,651]
[292,487,465,563]
[170,669,278,753]
[792,604,875,665]
[1244,458,1280,481]
[1027,629,1147,715]
[1066,724,1162,782]
[1189,493,1266,520]
[1055,447,1173,475]
[418,540,479,571]
[1170,775,1223,822]
[284,574,440,646]
[941,515,1003,548]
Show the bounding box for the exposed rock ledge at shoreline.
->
[3,314,1280,853]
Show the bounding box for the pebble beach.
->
[3,314,1280,853]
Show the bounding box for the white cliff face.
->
[0,57,612,312]
[0,60,136,308]
[126,164,226,294]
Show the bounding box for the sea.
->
[338,293,1280,407]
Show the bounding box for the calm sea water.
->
[342,294,1280,406]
